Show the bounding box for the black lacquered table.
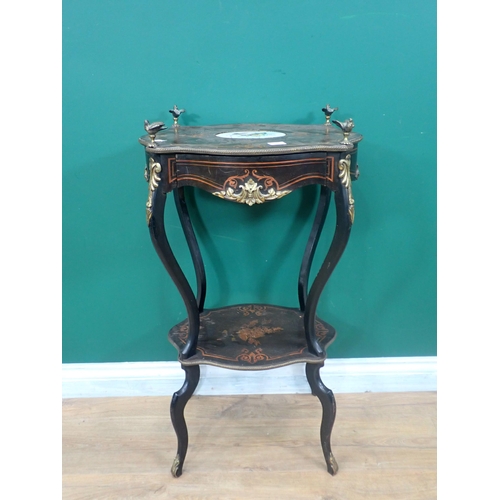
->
[139,117,362,477]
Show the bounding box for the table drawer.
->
[173,153,331,203]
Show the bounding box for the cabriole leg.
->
[305,362,339,475]
[303,155,353,357]
[174,187,207,313]
[170,364,200,477]
[148,176,199,359]
[298,185,332,311]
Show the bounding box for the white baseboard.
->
[62,357,436,398]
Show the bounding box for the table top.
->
[139,123,363,156]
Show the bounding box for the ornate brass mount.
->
[213,170,291,206]
[332,118,355,146]
[169,105,185,128]
[321,104,338,125]
[144,157,162,225]
[144,119,166,148]
[338,154,355,224]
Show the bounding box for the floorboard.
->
[62,392,436,500]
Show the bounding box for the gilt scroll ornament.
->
[338,154,355,224]
[213,169,291,206]
[145,157,162,225]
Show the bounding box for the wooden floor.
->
[62,392,436,500]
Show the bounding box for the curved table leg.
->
[170,364,200,477]
[149,180,199,359]
[306,362,339,475]
[174,187,207,313]
[298,186,332,311]
[304,155,354,356]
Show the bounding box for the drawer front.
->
[173,153,331,204]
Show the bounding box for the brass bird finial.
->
[169,105,185,127]
[144,119,166,148]
[332,118,355,145]
[321,104,338,125]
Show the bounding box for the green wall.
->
[63,1,436,363]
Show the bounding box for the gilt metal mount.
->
[338,154,355,224]
[145,157,162,224]
[213,170,291,206]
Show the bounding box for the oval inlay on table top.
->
[215,130,286,139]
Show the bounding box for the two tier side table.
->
[139,119,362,477]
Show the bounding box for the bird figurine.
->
[332,118,355,145]
[321,104,338,125]
[169,105,185,127]
[144,119,166,148]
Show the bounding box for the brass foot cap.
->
[328,452,339,476]
[171,455,182,478]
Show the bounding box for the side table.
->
[139,113,362,477]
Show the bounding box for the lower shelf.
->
[168,304,336,370]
